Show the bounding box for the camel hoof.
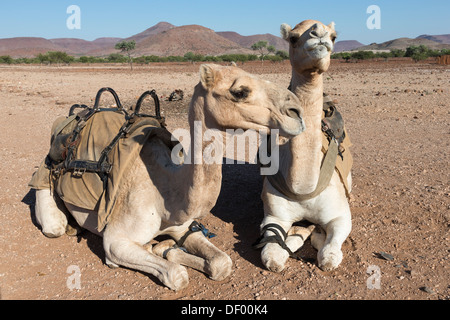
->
[166,265,189,291]
[207,253,232,281]
[261,243,289,273]
[42,225,66,238]
[318,245,343,271]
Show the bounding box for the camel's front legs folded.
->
[151,239,207,274]
[104,238,189,291]
[171,232,232,281]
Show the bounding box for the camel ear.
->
[328,22,336,31]
[199,64,217,90]
[280,23,292,41]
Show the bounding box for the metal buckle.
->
[73,167,86,177]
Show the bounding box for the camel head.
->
[281,20,337,74]
[194,64,305,137]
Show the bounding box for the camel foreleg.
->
[176,232,232,281]
[104,237,189,291]
[151,239,208,273]
[35,189,68,238]
[286,224,316,252]
[314,214,351,271]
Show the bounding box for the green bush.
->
[47,51,74,64]
[0,55,14,64]
[107,53,127,63]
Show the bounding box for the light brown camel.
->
[33,64,305,291]
[257,20,353,272]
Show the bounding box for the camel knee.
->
[35,189,68,238]
[206,252,232,281]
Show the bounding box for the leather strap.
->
[266,138,339,201]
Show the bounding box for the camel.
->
[256,20,353,272]
[32,64,305,291]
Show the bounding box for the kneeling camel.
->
[257,20,353,272]
[32,64,305,290]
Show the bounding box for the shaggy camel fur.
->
[258,20,352,272]
[34,64,305,291]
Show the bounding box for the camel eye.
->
[331,35,337,43]
[230,87,250,100]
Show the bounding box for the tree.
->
[0,55,14,64]
[36,53,49,64]
[115,40,136,70]
[47,51,73,65]
[378,52,391,62]
[351,50,374,61]
[275,50,289,60]
[107,53,127,63]
[405,45,430,62]
[251,41,275,63]
[390,49,405,57]
[341,53,351,62]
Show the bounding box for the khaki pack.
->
[29,88,172,231]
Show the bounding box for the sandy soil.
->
[0,59,448,301]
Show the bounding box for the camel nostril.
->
[287,108,301,120]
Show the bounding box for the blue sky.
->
[0,0,448,44]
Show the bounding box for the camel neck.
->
[283,71,324,194]
[290,71,324,112]
[182,92,223,217]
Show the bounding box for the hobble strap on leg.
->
[177,221,216,248]
[253,223,304,261]
[162,245,187,259]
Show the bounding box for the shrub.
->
[0,55,14,64]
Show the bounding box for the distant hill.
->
[416,34,450,44]
[334,40,365,52]
[357,37,450,51]
[1,22,449,58]
[0,37,62,57]
[217,31,289,52]
[134,24,253,57]
[49,38,101,56]
[125,22,175,43]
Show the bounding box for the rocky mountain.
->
[0,37,62,57]
[133,24,253,57]
[416,34,450,44]
[356,37,450,51]
[217,31,289,52]
[334,40,365,52]
[125,22,175,43]
[1,22,449,58]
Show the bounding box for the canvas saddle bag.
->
[29,88,174,231]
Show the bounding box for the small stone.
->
[378,252,394,261]
[420,286,435,294]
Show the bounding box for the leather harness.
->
[46,88,166,184]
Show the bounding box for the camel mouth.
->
[308,43,331,52]
[278,116,306,138]
[305,40,333,59]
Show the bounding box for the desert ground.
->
[0,59,448,300]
